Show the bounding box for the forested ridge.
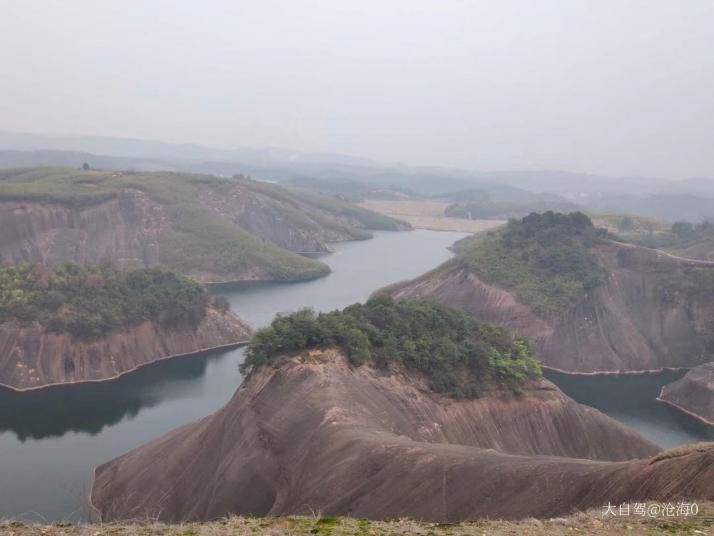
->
[0,263,219,339]
[241,297,541,397]
[455,211,608,314]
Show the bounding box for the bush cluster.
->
[241,297,541,397]
[458,211,608,315]
[0,264,214,340]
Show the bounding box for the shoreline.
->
[542,364,692,377]
[656,393,714,428]
[0,339,250,394]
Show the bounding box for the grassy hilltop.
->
[453,211,609,315]
[241,296,541,398]
[0,167,406,282]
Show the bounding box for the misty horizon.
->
[2,1,713,180]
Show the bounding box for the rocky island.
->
[0,263,251,391]
[87,298,714,523]
[383,212,714,374]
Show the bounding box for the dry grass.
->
[651,442,714,464]
[2,505,713,536]
[358,200,504,233]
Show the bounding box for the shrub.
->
[0,264,210,340]
[241,297,541,397]
[457,211,608,315]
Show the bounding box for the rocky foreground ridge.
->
[0,307,252,391]
[90,349,714,523]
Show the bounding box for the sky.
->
[1,0,713,178]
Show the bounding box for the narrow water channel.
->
[0,230,465,522]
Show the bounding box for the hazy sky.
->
[1,1,713,178]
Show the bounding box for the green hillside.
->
[454,212,609,315]
[0,263,214,340]
[0,167,405,282]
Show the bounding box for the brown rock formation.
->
[87,350,713,524]
[386,242,714,373]
[198,181,409,254]
[659,362,714,426]
[0,170,408,283]
[0,308,252,391]
[0,194,166,270]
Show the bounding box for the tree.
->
[617,216,635,232]
[672,221,694,239]
[82,162,90,171]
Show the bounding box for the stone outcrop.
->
[659,362,714,426]
[0,308,252,391]
[88,350,714,524]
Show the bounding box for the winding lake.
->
[1,229,712,522]
[0,230,465,522]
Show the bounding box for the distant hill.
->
[2,130,713,218]
[384,212,714,374]
[0,167,408,284]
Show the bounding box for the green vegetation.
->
[234,177,408,232]
[0,263,216,340]
[671,219,714,242]
[3,508,713,536]
[592,213,714,251]
[241,296,541,397]
[456,212,608,315]
[445,199,579,221]
[0,167,352,280]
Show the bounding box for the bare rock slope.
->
[0,168,408,283]
[659,362,714,426]
[0,308,251,391]
[87,350,714,523]
[387,242,714,373]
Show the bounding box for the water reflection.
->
[0,230,466,521]
[0,349,230,441]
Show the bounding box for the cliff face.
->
[87,350,699,524]
[198,182,401,254]
[389,242,714,373]
[0,193,166,270]
[0,308,252,391]
[0,168,408,283]
[659,362,714,425]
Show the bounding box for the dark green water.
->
[0,229,712,522]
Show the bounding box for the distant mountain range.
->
[1,129,713,220]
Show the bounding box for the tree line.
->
[241,297,541,398]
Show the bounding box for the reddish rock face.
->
[659,362,714,425]
[87,351,714,524]
[388,242,714,374]
[0,180,408,284]
[0,194,167,271]
[0,308,252,391]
